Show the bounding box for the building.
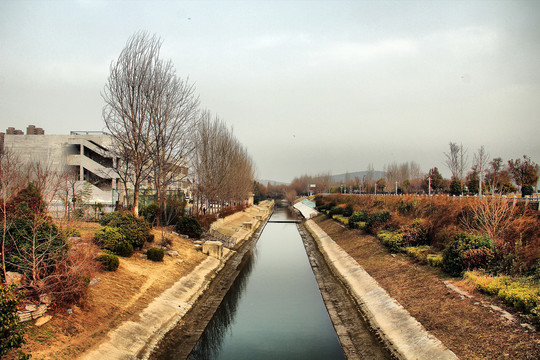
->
[1,125,191,209]
[1,126,120,205]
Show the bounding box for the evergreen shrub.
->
[147,247,164,262]
[176,216,203,239]
[94,226,133,257]
[0,284,26,357]
[377,230,403,253]
[443,233,495,276]
[96,253,119,271]
[100,211,151,249]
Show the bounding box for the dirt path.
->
[315,216,540,360]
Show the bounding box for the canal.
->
[187,206,345,360]
[154,205,390,359]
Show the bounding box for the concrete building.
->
[1,125,191,209]
[1,126,120,205]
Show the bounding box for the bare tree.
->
[461,198,516,239]
[102,31,160,215]
[147,59,199,224]
[445,142,468,193]
[473,145,490,197]
[192,111,254,214]
[445,142,460,180]
[459,143,469,190]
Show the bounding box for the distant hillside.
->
[330,170,385,184]
[258,179,289,186]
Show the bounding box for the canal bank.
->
[297,222,391,360]
[304,219,458,360]
[153,205,353,360]
[80,201,273,360]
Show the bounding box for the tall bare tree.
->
[445,142,460,180]
[146,58,199,224]
[102,31,160,215]
[473,145,490,197]
[192,111,254,213]
[445,142,468,193]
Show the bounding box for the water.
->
[187,207,345,360]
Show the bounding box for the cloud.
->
[308,38,418,66]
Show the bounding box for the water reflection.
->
[188,248,257,359]
[186,207,345,360]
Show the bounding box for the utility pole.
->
[395,181,398,195]
[428,177,431,196]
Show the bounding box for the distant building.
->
[1,125,191,208]
[2,126,119,205]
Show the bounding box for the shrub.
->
[427,254,443,267]
[0,284,26,358]
[176,216,203,239]
[42,245,99,305]
[100,211,151,249]
[65,227,81,237]
[196,213,218,229]
[400,219,429,246]
[147,247,164,262]
[443,233,495,276]
[397,197,419,215]
[96,254,119,271]
[405,246,431,263]
[329,206,344,216]
[377,230,403,253]
[94,226,133,257]
[139,202,160,225]
[365,210,391,233]
[4,183,66,282]
[349,211,365,222]
[465,271,540,315]
[332,215,349,225]
[342,204,354,217]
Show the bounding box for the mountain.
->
[257,179,289,186]
[330,170,385,184]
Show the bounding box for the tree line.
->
[261,143,538,200]
[102,32,254,220]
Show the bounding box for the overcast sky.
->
[1,0,539,183]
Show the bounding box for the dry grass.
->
[316,195,540,274]
[20,227,206,360]
[315,216,540,360]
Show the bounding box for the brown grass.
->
[316,195,540,274]
[19,226,206,360]
[315,215,540,360]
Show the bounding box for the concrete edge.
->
[80,203,274,360]
[80,256,223,360]
[305,219,458,360]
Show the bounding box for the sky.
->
[1,0,539,183]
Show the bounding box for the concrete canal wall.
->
[305,219,458,360]
[80,201,273,360]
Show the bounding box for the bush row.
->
[465,271,540,316]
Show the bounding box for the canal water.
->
[186,206,345,360]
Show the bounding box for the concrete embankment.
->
[305,219,458,360]
[80,201,273,360]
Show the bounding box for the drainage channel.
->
[151,206,391,359]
